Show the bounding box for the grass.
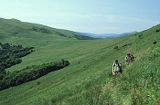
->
[0,18,160,105]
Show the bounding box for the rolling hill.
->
[0,18,160,105]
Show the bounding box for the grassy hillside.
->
[0,18,93,45]
[0,18,160,105]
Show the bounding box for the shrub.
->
[138,33,143,39]
[153,40,157,45]
[0,59,70,91]
[0,43,33,71]
[31,27,51,34]
[156,29,160,32]
[122,43,132,47]
[113,46,119,50]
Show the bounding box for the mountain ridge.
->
[0,17,94,41]
[77,31,137,38]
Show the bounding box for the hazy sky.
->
[0,0,160,34]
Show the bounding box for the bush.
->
[138,33,143,39]
[0,59,70,91]
[31,27,51,34]
[156,29,160,32]
[153,40,157,45]
[113,46,119,50]
[122,43,132,47]
[0,43,33,72]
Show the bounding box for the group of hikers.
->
[112,53,135,76]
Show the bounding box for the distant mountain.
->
[73,33,97,40]
[77,32,137,38]
[0,18,135,40]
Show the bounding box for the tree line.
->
[0,43,33,72]
[0,59,70,91]
[0,43,70,91]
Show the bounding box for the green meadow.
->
[0,18,160,105]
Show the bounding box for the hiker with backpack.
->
[125,53,135,65]
[111,53,135,77]
[112,59,122,76]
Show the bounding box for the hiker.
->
[112,60,122,76]
[125,53,134,65]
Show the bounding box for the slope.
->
[0,18,93,45]
[0,19,160,105]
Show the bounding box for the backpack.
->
[113,63,122,73]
